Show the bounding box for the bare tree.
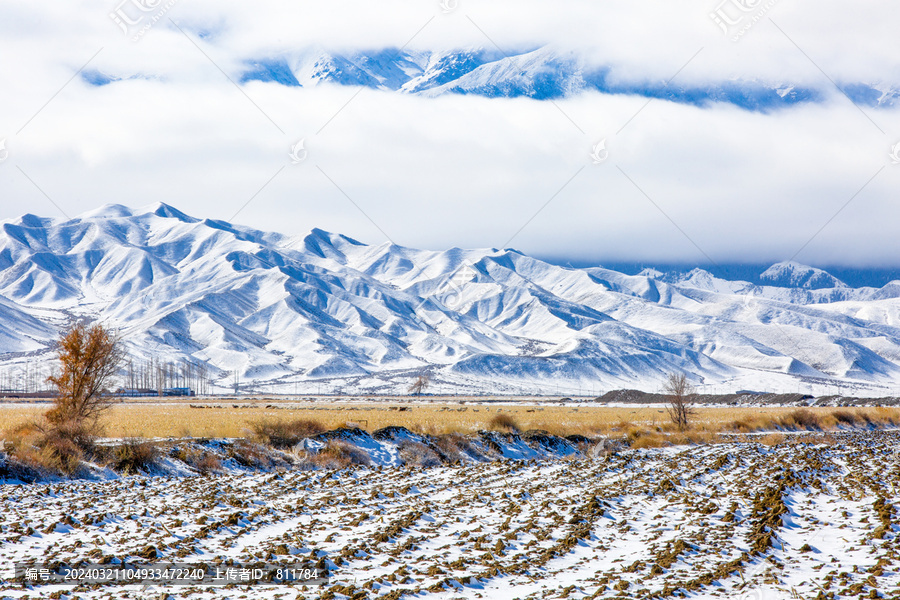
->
[45,322,125,433]
[408,374,430,396]
[664,372,695,432]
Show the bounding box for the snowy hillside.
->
[2,204,900,395]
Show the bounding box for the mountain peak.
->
[141,202,199,223]
[307,227,336,239]
[76,203,135,220]
[284,227,363,261]
[760,261,847,289]
[14,213,56,228]
[302,227,364,246]
[638,267,664,279]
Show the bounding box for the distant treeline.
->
[123,358,214,396]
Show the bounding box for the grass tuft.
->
[248,418,325,448]
[105,439,160,474]
[308,440,370,470]
[725,407,897,434]
[172,447,222,474]
[488,413,520,433]
[3,420,94,475]
[397,441,443,467]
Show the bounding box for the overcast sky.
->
[1,0,899,268]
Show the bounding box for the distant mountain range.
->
[2,204,900,395]
[81,45,900,111]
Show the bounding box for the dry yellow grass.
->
[0,400,898,440]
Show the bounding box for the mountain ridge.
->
[2,203,900,396]
[81,45,900,111]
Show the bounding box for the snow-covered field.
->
[1,431,898,599]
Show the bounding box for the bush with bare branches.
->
[664,373,695,432]
[408,374,430,396]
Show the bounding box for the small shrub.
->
[34,437,83,475]
[630,432,669,449]
[627,430,716,449]
[107,439,159,474]
[194,453,222,474]
[4,421,88,475]
[45,419,97,451]
[4,422,43,453]
[397,441,443,467]
[872,407,900,427]
[409,423,442,436]
[488,414,519,433]
[310,440,370,470]
[172,446,221,474]
[430,433,480,462]
[228,441,275,468]
[831,409,862,427]
[780,409,821,431]
[249,419,325,448]
[724,417,759,433]
[726,409,865,434]
[622,424,649,441]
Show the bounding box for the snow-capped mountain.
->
[2,204,900,396]
[760,261,848,290]
[238,46,825,110]
[83,45,899,111]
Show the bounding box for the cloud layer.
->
[1,0,899,267]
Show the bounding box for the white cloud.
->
[0,0,899,268]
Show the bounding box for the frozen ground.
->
[0,431,899,599]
